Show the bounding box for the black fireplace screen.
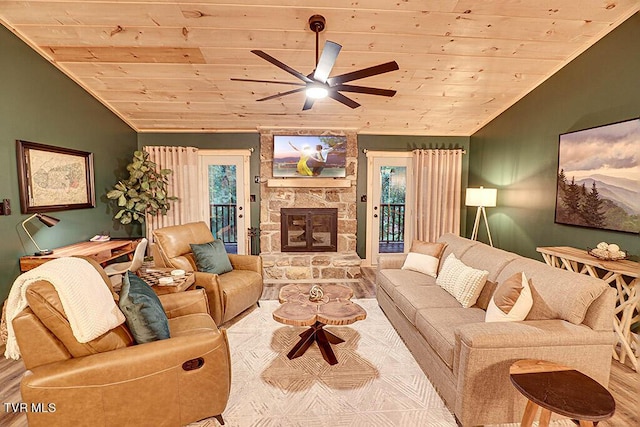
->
[281,208,337,252]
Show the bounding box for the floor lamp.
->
[465,187,497,247]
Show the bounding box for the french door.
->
[199,150,251,254]
[365,152,413,266]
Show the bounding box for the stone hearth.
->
[259,129,361,283]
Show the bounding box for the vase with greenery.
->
[107,150,178,224]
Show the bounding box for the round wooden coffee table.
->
[509,359,615,427]
[273,283,366,365]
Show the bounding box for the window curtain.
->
[412,149,463,242]
[143,146,201,242]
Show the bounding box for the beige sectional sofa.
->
[376,233,616,426]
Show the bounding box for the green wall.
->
[137,133,261,244]
[469,12,640,261]
[356,135,470,258]
[0,26,138,302]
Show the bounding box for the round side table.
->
[509,359,615,427]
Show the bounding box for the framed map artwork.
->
[16,140,95,214]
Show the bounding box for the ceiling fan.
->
[231,15,399,110]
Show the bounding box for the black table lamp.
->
[21,213,60,256]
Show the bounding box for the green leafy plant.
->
[107,150,178,224]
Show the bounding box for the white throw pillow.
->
[485,272,533,322]
[402,252,440,278]
[436,254,489,308]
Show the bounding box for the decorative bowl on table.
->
[587,247,627,261]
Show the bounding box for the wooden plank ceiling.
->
[1,1,638,135]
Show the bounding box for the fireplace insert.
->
[281,208,337,252]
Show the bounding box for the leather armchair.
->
[12,258,231,427]
[153,221,263,325]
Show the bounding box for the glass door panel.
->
[200,154,249,254]
[208,164,238,254]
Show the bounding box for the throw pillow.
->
[401,252,440,277]
[472,280,498,310]
[409,240,446,258]
[190,240,233,275]
[436,254,489,308]
[485,272,533,322]
[119,271,170,344]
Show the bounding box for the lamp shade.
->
[465,187,497,207]
[37,213,60,227]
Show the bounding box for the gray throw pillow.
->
[119,271,170,344]
[190,240,233,275]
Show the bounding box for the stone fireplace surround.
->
[259,129,361,283]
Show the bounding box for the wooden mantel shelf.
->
[267,178,351,188]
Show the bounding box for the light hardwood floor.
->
[1,267,637,426]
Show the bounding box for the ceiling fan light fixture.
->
[306,85,328,99]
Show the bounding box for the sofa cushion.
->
[436,233,479,274]
[497,258,608,325]
[436,254,489,308]
[485,272,533,322]
[377,269,436,301]
[458,244,518,282]
[416,307,485,369]
[394,285,461,324]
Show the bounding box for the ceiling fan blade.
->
[230,78,305,86]
[302,98,316,110]
[251,50,313,83]
[328,91,360,109]
[313,41,341,83]
[328,61,399,85]
[256,87,306,102]
[334,84,396,97]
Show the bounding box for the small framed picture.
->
[16,140,96,213]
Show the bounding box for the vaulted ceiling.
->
[1,1,638,135]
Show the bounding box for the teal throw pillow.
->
[190,240,233,275]
[119,271,170,344]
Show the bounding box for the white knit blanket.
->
[3,257,126,360]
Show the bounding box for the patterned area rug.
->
[190,299,455,426]
[190,299,575,427]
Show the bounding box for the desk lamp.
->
[21,213,60,255]
[465,186,497,247]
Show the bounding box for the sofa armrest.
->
[229,254,263,274]
[158,289,210,318]
[456,319,616,350]
[453,319,616,426]
[377,253,408,270]
[193,272,224,325]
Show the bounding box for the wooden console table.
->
[536,246,639,371]
[20,239,139,273]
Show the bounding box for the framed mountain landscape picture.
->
[555,117,639,234]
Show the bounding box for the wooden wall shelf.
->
[267,178,351,188]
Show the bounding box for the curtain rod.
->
[362,148,466,154]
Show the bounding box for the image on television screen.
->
[273,135,347,178]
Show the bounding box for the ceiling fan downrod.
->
[309,15,326,67]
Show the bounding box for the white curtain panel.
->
[143,146,201,241]
[412,149,463,242]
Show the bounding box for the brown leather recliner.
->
[153,221,263,326]
[11,257,231,427]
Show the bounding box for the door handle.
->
[373,214,378,218]
[238,214,243,218]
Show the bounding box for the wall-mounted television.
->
[555,117,639,234]
[273,135,347,178]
